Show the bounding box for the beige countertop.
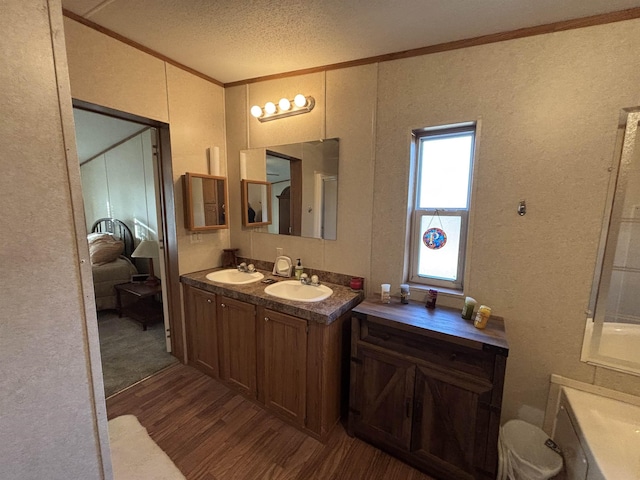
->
[181,268,364,325]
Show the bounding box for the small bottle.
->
[425,289,438,309]
[381,284,391,303]
[474,305,492,329]
[400,284,410,304]
[295,259,304,280]
[461,297,477,320]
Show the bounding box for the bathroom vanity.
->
[348,299,509,480]
[180,268,363,441]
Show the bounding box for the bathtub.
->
[597,322,640,365]
[548,376,640,479]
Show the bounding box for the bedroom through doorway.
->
[73,103,178,397]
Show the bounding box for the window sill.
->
[405,283,465,309]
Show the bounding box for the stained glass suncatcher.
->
[423,227,447,250]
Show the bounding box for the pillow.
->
[88,233,124,265]
[88,232,114,245]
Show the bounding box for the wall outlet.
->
[276,247,283,257]
[190,232,203,244]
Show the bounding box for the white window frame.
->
[409,124,476,290]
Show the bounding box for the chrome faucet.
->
[237,262,255,273]
[300,273,320,286]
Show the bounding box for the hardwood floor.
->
[107,363,435,480]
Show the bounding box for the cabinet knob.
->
[264,317,270,322]
[221,303,226,308]
[207,299,212,303]
[450,353,457,361]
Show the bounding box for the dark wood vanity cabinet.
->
[258,307,307,427]
[218,295,257,398]
[182,283,350,441]
[348,300,509,480]
[183,285,219,378]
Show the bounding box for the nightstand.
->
[114,282,163,330]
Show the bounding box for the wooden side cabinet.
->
[348,301,509,480]
[218,295,257,398]
[183,285,219,378]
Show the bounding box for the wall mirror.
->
[242,179,272,227]
[582,107,640,376]
[240,138,339,239]
[183,172,228,231]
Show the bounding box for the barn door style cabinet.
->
[348,300,509,480]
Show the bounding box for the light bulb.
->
[250,105,263,118]
[294,94,307,108]
[264,102,276,115]
[279,98,291,111]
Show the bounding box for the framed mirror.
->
[183,172,228,231]
[240,138,339,239]
[242,179,272,227]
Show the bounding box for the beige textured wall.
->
[61,8,640,430]
[64,18,228,276]
[64,19,169,123]
[226,65,377,279]
[1,1,109,478]
[165,64,229,273]
[374,20,640,423]
[227,22,640,424]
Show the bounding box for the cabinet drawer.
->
[359,319,495,381]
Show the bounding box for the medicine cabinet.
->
[242,179,272,227]
[183,173,228,231]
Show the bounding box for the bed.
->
[89,218,138,311]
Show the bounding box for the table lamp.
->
[131,239,160,286]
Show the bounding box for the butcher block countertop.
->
[353,298,509,355]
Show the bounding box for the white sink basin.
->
[205,269,264,284]
[264,280,333,303]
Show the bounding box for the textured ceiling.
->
[62,0,640,84]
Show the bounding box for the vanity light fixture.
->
[250,94,315,122]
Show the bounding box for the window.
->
[409,124,476,290]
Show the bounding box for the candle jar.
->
[474,305,492,329]
[461,296,477,320]
[381,284,391,304]
[350,277,364,290]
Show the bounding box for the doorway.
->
[73,100,181,396]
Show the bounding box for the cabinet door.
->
[411,364,493,480]
[183,286,219,378]
[262,309,308,426]
[218,295,257,398]
[352,345,415,450]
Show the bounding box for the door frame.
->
[73,99,183,360]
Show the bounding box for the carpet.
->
[98,310,179,397]
[109,415,186,480]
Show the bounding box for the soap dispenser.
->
[295,259,304,280]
